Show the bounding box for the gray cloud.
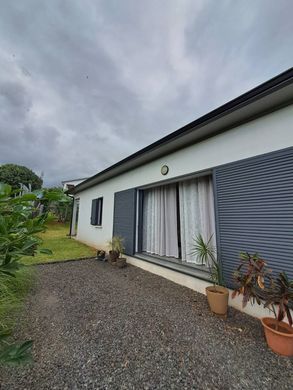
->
[0,0,292,186]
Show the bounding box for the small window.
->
[91,197,103,226]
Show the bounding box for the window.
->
[141,175,216,266]
[91,197,103,226]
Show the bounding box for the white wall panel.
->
[76,104,293,249]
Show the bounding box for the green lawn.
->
[21,222,97,265]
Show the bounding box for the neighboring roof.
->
[74,67,293,194]
[61,177,88,185]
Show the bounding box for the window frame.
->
[136,171,215,272]
[91,197,103,226]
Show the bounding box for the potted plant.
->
[192,234,229,315]
[232,253,293,356]
[232,252,270,307]
[261,272,293,356]
[107,236,127,268]
[107,236,120,264]
[96,249,106,261]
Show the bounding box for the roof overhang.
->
[74,68,293,194]
[61,177,88,185]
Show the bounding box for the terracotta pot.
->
[261,317,293,356]
[116,258,127,268]
[205,286,229,315]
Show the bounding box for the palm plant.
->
[107,236,125,258]
[191,234,225,287]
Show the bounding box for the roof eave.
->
[73,68,293,194]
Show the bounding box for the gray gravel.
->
[1,259,292,389]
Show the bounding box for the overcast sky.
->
[0,0,292,187]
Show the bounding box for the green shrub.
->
[0,182,53,364]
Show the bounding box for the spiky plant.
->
[191,234,225,287]
[107,236,125,258]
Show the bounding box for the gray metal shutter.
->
[214,147,293,288]
[113,188,137,256]
[90,199,97,225]
[96,197,103,226]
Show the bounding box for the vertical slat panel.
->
[90,199,97,225]
[113,189,137,256]
[214,147,293,288]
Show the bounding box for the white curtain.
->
[142,184,179,258]
[179,176,216,264]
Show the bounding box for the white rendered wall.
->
[76,104,293,249]
[75,104,293,319]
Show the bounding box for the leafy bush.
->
[0,182,51,364]
[232,252,293,329]
[46,188,73,223]
[232,252,272,307]
[263,272,293,327]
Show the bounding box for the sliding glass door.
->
[141,175,216,266]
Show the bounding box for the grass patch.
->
[0,267,35,332]
[21,221,96,265]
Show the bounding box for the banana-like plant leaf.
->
[0,340,33,365]
[19,193,37,201]
[0,183,12,197]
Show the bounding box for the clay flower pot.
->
[261,317,293,356]
[206,286,229,315]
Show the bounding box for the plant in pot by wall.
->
[96,249,106,261]
[107,236,121,264]
[107,236,127,268]
[232,252,270,306]
[192,234,229,316]
[261,272,293,356]
[232,252,293,356]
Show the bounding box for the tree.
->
[44,187,73,223]
[0,164,43,191]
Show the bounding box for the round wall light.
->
[161,165,169,175]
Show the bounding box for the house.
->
[62,177,88,192]
[71,68,293,318]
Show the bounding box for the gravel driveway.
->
[1,259,292,389]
